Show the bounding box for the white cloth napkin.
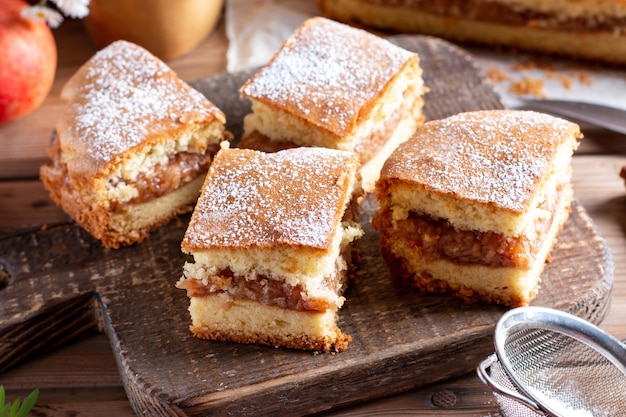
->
[225,0,320,72]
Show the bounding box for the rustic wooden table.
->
[1,16,625,417]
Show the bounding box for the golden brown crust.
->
[57,40,226,195]
[319,0,626,25]
[240,16,419,138]
[191,326,352,352]
[317,0,626,65]
[182,147,361,252]
[377,110,582,214]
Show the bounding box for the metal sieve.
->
[477,306,626,417]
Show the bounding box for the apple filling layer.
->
[376,188,564,270]
[46,137,220,209]
[178,268,345,312]
[370,0,626,31]
[119,148,219,207]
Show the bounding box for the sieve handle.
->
[477,354,549,416]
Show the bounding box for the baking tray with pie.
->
[0,35,613,417]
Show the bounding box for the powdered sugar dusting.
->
[240,17,415,136]
[384,110,579,212]
[183,147,358,249]
[59,40,221,174]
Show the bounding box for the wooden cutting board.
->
[0,36,614,417]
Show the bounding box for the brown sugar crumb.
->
[486,67,510,83]
[484,58,593,98]
[556,74,573,90]
[509,77,546,98]
[574,71,593,86]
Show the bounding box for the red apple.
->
[0,0,57,124]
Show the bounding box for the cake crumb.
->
[485,67,509,83]
[556,74,573,90]
[484,57,593,98]
[509,77,546,98]
[574,71,593,85]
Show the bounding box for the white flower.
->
[21,5,64,29]
[20,0,90,28]
[51,0,90,19]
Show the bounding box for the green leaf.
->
[15,390,38,417]
[0,386,5,409]
[9,400,20,417]
[0,387,38,417]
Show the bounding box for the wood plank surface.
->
[0,35,616,417]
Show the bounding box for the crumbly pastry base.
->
[318,0,626,65]
[188,295,351,352]
[379,187,573,307]
[41,162,206,248]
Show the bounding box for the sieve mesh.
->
[502,327,626,416]
[487,357,544,417]
[478,307,626,417]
